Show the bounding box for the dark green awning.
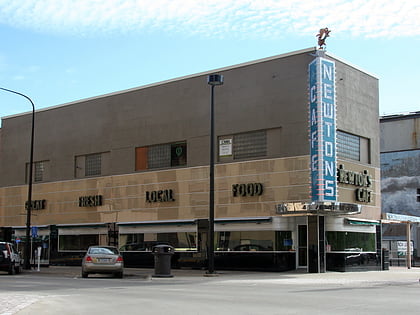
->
[346,219,380,226]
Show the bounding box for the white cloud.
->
[0,0,418,38]
[12,74,25,81]
[28,65,41,73]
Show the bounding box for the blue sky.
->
[0,0,419,124]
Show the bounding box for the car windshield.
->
[89,247,118,255]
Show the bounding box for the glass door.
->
[298,225,307,268]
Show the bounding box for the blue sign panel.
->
[309,57,337,202]
[31,226,38,238]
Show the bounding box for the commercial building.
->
[380,112,420,266]
[0,47,381,272]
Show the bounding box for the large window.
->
[336,130,370,163]
[233,130,267,159]
[119,232,197,252]
[215,231,292,251]
[219,130,267,162]
[326,231,376,252]
[136,141,187,171]
[337,131,360,161]
[58,234,99,251]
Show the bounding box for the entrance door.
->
[298,225,307,268]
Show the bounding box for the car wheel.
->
[115,272,123,278]
[82,271,89,278]
[8,263,16,275]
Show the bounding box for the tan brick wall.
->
[0,156,381,227]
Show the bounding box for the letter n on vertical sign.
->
[308,56,337,202]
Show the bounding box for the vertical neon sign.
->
[309,56,337,202]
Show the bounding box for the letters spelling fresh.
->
[79,195,103,207]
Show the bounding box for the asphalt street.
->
[1,266,420,315]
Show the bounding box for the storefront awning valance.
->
[57,223,108,235]
[118,220,196,233]
[345,218,380,226]
[117,219,196,227]
[382,213,420,223]
[215,217,272,225]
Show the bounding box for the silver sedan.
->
[81,246,124,278]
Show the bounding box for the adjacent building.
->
[0,47,381,272]
[380,112,420,265]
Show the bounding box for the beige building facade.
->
[0,48,381,272]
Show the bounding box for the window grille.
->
[148,144,171,169]
[34,161,44,182]
[85,153,101,176]
[137,142,187,171]
[233,130,267,159]
[337,131,360,161]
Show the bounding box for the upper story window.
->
[337,131,360,161]
[34,161,45,182]
[136,141,187,171]
[75,152,109,178]
[26,160,49,183]
[337,130,371,163]
[85,153,102,176]
[234,130,267,159]
[219,130,267,162]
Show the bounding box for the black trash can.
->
[152,244,174,277]
[382,248,389,270]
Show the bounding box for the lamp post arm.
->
[0,87,35,270]
[0,88,35,111]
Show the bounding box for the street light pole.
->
[206,74,224,275]
[0,87,35,270]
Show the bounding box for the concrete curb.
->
[19,266,420,282]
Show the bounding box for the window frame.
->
[233,130,267,160]
[58,234,100,251]
[337,130,360,161]
[135,141,187,171]
[84,153,102,177]
[119,232,197,252]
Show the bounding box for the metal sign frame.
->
[309,56,337,202]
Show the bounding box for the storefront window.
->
[59,234,99,251]
[215,231,292,251]
[119,232,197,251]
[326,231,376,252]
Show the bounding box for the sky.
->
[0,0,419,125]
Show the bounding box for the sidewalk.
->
[22,265,420,283]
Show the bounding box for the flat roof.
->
[380,111,420,121]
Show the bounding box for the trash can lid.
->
[153,244,173,248]
[152,244,174,253]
